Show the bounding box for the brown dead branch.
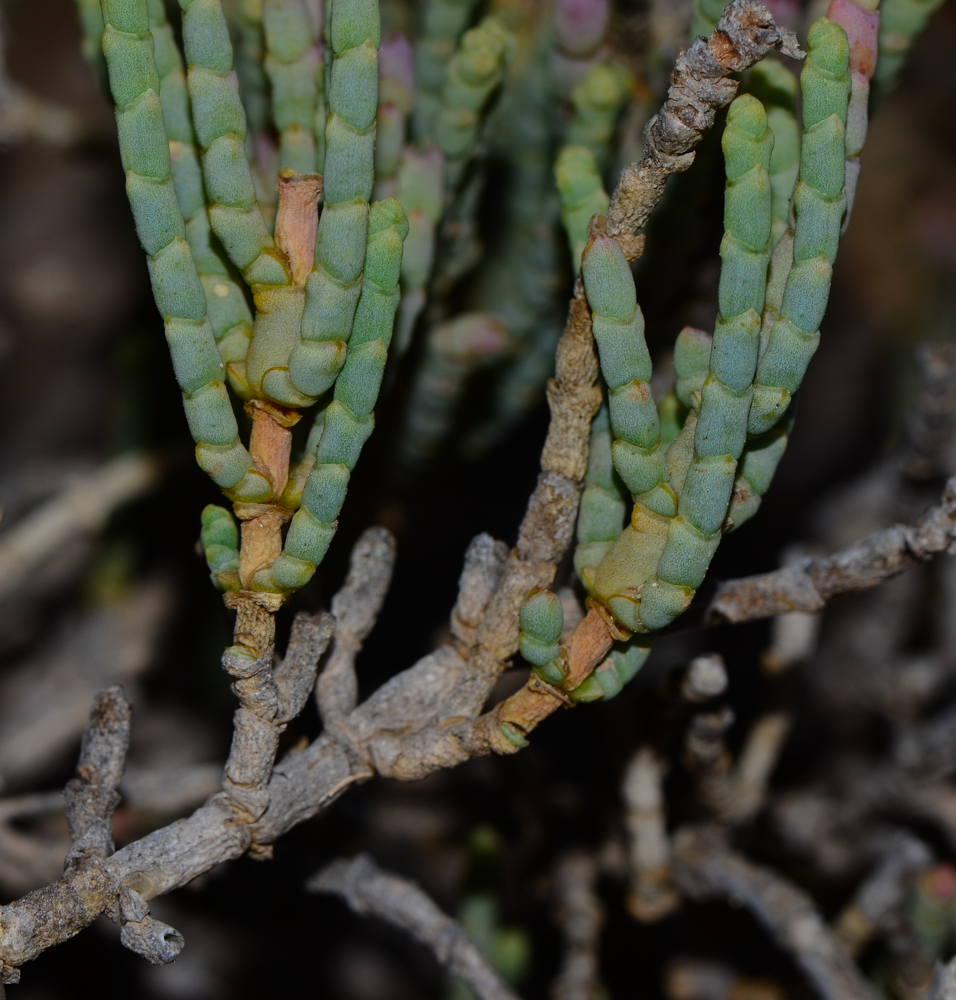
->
[552,852,604,1000]
[622,748,680,922]
[672,826,876,1000]
[62,686,130,871]
[308,854,521,1000]
[606,0,801,258]
[0,452,161,604]
[704,474,956,626]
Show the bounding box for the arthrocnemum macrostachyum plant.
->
[0,0,947,983]
[97,0,864,766]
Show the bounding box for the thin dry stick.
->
[62,686,130,872]
[0,453,161,602]
[308,854,521,1000]
[693,714,791,826]
[316,527,397,733]
[832,832,933,959]
[552,852,604,1000]
[622,748,680,921]
[704,475,956,626]
[672,826,876,1000]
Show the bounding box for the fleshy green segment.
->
[565,63,631,169]
[749,60,800,245]
[690,0,725,39]
[872,0,945,101]
[268,198,408,592]
[201,503,240,590]
[177,0,287,288]
[101,0,268,503]
[555,145,609,267]
[76,0,108,82]
[281,0,381,406]
[749,19,850,438]
[518,590,566,686]
[574,404,628,587]
[263,0,320,174]
[410,0,481,143]
[434,16,512,188]
[579,234,683,629]
[585,95,775,635]
[149,0,255,379]
[568,635,653,702]
[631,94,774,631]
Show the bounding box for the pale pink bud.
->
[554,0,611,58]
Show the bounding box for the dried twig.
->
[622,748,679,921]
[664,957,784,1000]
[832,831,933,959]
[316,527,396,732]
[62,687,130,871]
[552,852,604,1000]
[0,580,170,791]
[705,475,956,626]
[606,0,801,258]
[308,854,521,1000]
[0,453,161,603]
[691,714,790,826]
[672,826,876,1000]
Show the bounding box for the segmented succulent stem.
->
[749,18,851,436]
[178,0,287,288]
[556,144,610,266]
[749,59,799,245]
[574,403,628,584]
[263,0,320,174]
[872,0,944,101]
[276,0,381,407]
[75,0,107,82]
[101,0,267,503]
[398,312,506,468]
[434,16,513,189]
[201,503,241,590]
[565,62,631,169]
[374,32,415,197]
[410,0,481,143]
[269,197,408,591]
[149,0,255,377]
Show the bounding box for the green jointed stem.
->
[233,0,270,137]
[518,589,565,686]
[579,234,679,623]
[749,18,850,437]
[178,0,287,287]
[149,0,255,376]
[749,59,799,245]
[100,0,268,503]
[201,503,241,590]
[872,0,945,101]
[280,0,381,406]
[556,145,609,267]
[270,197,407,592]
[568,635,653,702]
[574,403,627,585]
[263,0,320,174]
[690,0,724,40]
[591,94,775,634]
[410,0,481,143]
[434,16,512,188]
[565,62,631,169]
[393,146,445,355]
[75,0,108,83]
